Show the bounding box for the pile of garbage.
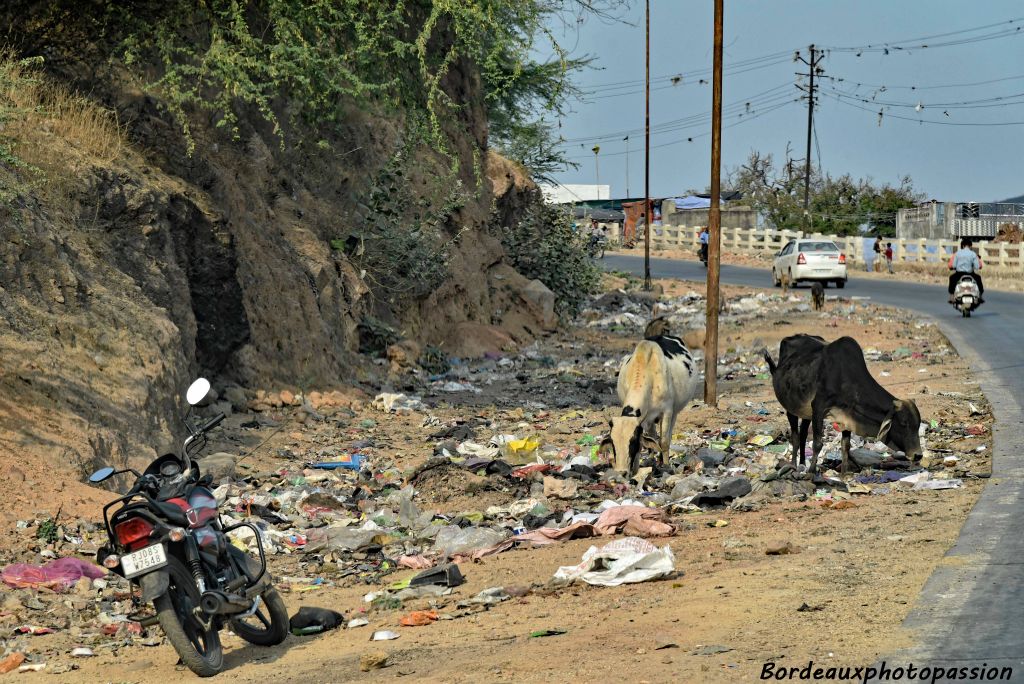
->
[581,289,824,334]
[0,287,992,673]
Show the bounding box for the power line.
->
[822,92,1024,126]
[581,57,793,100]
[818,72,1024,92]
[813,117,822,177]
[580,50,796,92]
[559,83,794,145]
[576,16,1024,95]
[825,17,1024,53]
[563,99,797,160]
[825,86,1024,110]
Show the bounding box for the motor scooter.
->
[951,274,982,318]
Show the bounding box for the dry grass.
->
[0,51,124,207]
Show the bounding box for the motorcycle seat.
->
[152,500,189,526]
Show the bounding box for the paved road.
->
[605,254,1024,681]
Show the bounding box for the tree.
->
[728,148,805,230]
[729,149,923,236]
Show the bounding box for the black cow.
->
[763,334,923,473]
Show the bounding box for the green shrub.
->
[501,204,601,319]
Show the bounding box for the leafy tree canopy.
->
[6,0,626,179]
[728,148,923,236]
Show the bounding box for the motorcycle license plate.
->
[121,544,168,578]
[962,296,974,305]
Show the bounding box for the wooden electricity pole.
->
[643,0,652,291]
[704,0,723,406]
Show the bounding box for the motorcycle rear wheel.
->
[230,587,289,646]
[154,556,223,677]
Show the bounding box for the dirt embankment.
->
[0,34,550,498]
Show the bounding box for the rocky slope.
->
[0,35,551,487]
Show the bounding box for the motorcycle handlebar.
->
[200,413,225,434]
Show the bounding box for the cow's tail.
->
[762,348,777,375]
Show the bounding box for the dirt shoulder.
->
[4,276,991,683]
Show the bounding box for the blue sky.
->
[545,1,1024,202]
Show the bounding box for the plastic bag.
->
[2,558,105,591]
[553,537,676,587]
[433,526,507,556]
[304,526,378,552]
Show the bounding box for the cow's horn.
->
[876,417,893,442]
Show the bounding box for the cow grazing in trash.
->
[763,334,923,474]
[601,318,701,475]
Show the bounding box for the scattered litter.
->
[914,478,963,491]
[693,645,733,656]
[553,537,676,587]
[0,653,25,674]
[399,610,439,627]
[372,393,425,413]
[371,630,400,641]
[529,628,567,638]
[2,558,105,591]
[289,607,345,636]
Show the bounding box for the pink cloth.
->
[2,558,105,591]
[594,506,675,537]
[513,522,598,545]
[397,555,435,570]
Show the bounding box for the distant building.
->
[539,183,612,204]
[897,201,1024,240]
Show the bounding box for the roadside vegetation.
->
[0,51,123,207]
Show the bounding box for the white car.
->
[772,239,847,288]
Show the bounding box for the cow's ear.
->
[893,399,905,412]
[640,434,661,452]
[877,417,893,442]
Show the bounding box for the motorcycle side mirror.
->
[186,378,212,406]
[88,466,116,483]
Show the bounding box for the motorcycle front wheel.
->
[154,556,223,677]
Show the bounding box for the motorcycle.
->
[587,233,607,259]
[89,378,288,677]
[951,274,982,317]
[698,242,708,267]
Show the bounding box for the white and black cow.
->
[600,320,701,475]
[763,334,923,474]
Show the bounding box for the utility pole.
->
[624,136,630,198]
[704,0,723,406]
[643,0,652,291]
[796,45,823,228]
[592,145,601,200]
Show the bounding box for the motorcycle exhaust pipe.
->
[200,590,251,615]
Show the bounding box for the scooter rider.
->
[948,238,984,304]
[699,226,709,262]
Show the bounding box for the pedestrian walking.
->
[867,237,882,272]
[885,242,894,274]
